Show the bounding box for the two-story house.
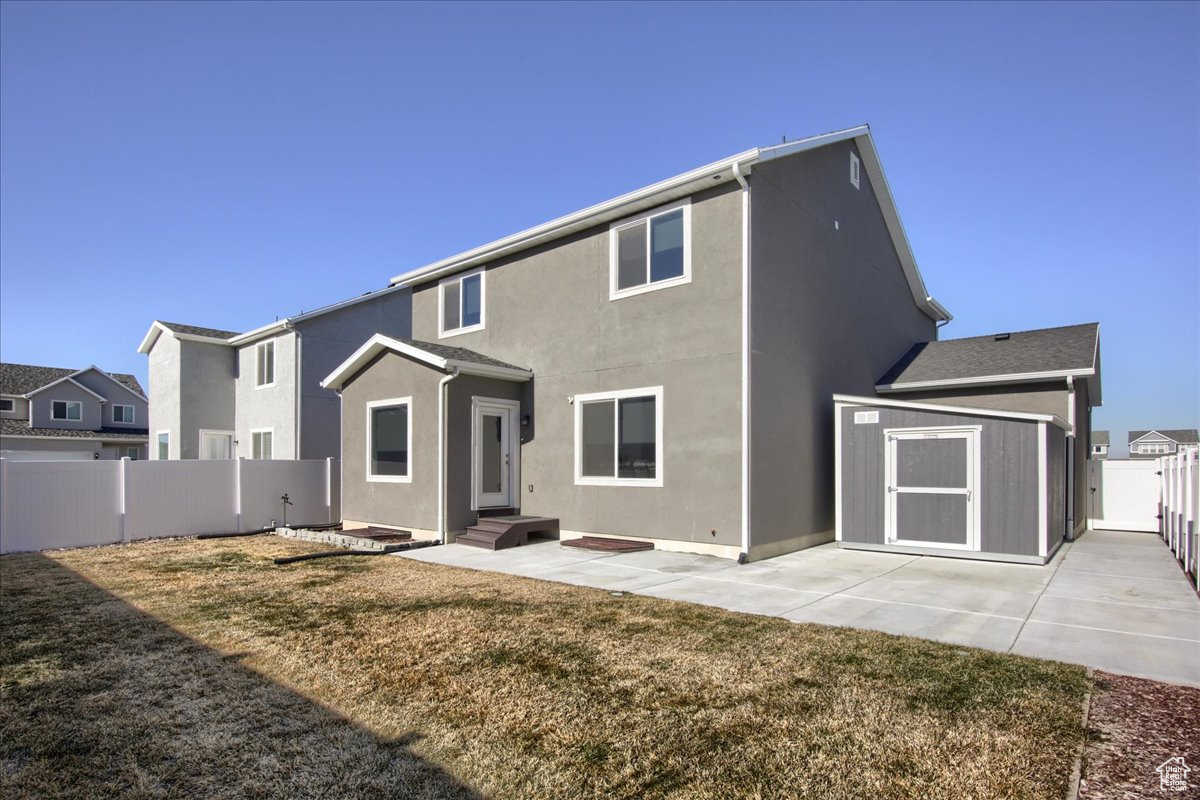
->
[0,363,148,460]
[138,284,411,460]
[1091,430,1109,460]
[321,125,955,561]
[1128,429,1199,459]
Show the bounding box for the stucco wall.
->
[236,333,296,459]
[748,140,938,557]
[147,333,181,458]
[176,340,237,460]
[295,288,412,460]
[406,183,744,550]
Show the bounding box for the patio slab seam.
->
[1007,538,1071,654]
[1038,592,1200,614]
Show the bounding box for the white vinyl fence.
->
[1161,450,1198,590]
[0,457,340,554]
[1087,459,1162,532]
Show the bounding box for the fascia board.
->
[876,368,1096,394]
[833,393,1070,431]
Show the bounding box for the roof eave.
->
[876,368,1097,394]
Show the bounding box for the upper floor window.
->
[574,386,663,487]
[256,340,275,387]
[51,400,82,421]
[439,268,485,337]
[610,201,691,300]
[0,398,13,412]
[1137,443,1170,455]
[113,404,135,423]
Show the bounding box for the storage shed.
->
[835,394,1070,564]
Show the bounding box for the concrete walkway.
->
[400,529,1200,687]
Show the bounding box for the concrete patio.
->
[401,529,1200,687]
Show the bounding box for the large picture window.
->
[609,202,690,300]
[439,268,485,337]
[367,397,412,482]
[51,400,83,421]
[574,386,663,486]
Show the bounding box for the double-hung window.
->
[252,430,274,460]
[610,201,690,299]
[439,268,485,337]
[256,340,275,387]
[367,397,412,482]
[574,386,663,486]
[51,400,82,421]
[113,404,135,423]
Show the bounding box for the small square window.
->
[252,430,274,460]
[51,400,82,421]
[439,269,485,337]
[256,341,275,387]
[113,404,135,423]
[610,203,691,300]
[0,398,13,413]
[126,447,140,460]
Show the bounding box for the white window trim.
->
[608,199,692,301]
[882,425,983,552]
[251,427,275,460]
[255,340,276,389]
[112,404,136,424]
[574,385,664,487]
[156,430,171,460]
[198,429,235,460]
[50,399,83,421]
[366,396,412,483]
[437,267,487,339]
[0,397,14,412]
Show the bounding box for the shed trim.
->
[833,394,1070,431]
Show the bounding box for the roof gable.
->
[387,125,950,324]
[1129,429,1199,445]
[322,334,532,390]
[0,362,144,399]
[877,323,1100,396]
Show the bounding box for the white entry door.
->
[885,427,981,551]
[472,397,519,509]
[200,430,234,460]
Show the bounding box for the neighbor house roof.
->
[1128,429,1199,445]
[876,323,1100,401]
[1093,431,1110,445]
[321,334,532,390]
[0,419,149,442]
[138,283,411,354]
[0,363,145,398]
[387,125,951,324]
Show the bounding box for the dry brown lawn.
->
[1,536,1089,799]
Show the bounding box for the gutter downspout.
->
[733,160,751,564]
[437,369,461,544]
[287,323,302,459]
[1065,375,1076,540]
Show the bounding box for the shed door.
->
[885,428,980,551]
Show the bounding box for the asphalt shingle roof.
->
[1093,431,1110,446]
[1128,429,1199,445]
[157,321,241,340]
[0,363,145,398]
[0,419,149,441]
[399,337,529,372]
[878,323,1099,387]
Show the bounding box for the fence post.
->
[325,457,334,524]
[120,457,130,543]
[235,457,243,532]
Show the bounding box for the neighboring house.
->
[834,322,1102,563]
[0,363,148,460]
[869,323,1101,541]
[1091,430,1109,460]
[322,125,954,561]
[1127,429,1199,459]
[138,284,411,461]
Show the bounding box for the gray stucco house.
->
[139,284,411,461]
[321,125,955,561]
[835,322,1102,564]
[1128,429,1199,460]
[0,363,149,460]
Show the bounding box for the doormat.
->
[561,536,654,553]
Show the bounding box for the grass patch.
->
[1,537,1089,799]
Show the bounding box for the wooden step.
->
[458,515,560,551]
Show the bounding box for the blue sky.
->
[1,1,1196,455]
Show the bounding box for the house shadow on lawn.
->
[0,552,482,800]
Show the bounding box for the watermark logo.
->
[1157,756,1191,792]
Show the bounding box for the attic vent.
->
[994,333,1011,341]
[854,410,879,424]
[849,152,861,189]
